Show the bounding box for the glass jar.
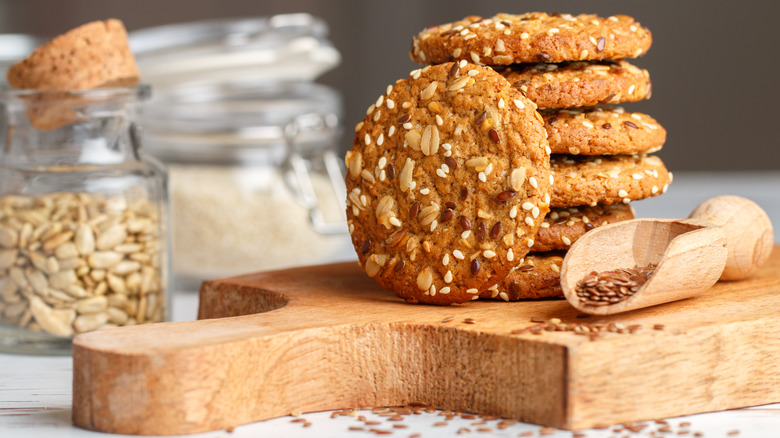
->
[143,81,352,290]
[0,85,170,355]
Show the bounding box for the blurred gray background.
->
[1,0,778,171]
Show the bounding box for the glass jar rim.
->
[0,83,151,100]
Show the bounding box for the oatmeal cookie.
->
[345,61,551,304]
[481,252,565,300]
[499,60,651,109]
[543,106,665,155]
[411,12,651,66]
[532,203,634,252]
[550,154,671,207]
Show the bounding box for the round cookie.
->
[499,60,651,109]
[543,106,666,155]
[345,61,551,305]
[532,204,634,252]
[480,252,565,301]
[550,154,672,207]
[411,13,652,66]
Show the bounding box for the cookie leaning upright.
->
[411,13,651,65]
[7,19,139,90]
[346,62,551,304]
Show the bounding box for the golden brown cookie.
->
[531,204,634,252]
[411,13,652,66]
[7,19,139,91]
[346,61,551,305]
[550,154,671,207]
[480,252,565,300]
[543,106,665,155]
[499,60,651,109]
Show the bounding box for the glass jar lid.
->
[129,13,341,88]
[142,81,342,163]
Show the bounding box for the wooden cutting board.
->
[72,247,780,435]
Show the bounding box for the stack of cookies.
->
[345,12,671,304]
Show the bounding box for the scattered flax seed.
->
[388,415,404,421]
[497,420,516,429]
[365,421,382,425]
[476,427,494,432]
[349,426,365,431]
[727,430,740,436]
[654,324,666,330]
[303,421,312,428]
[573,433,587,438]
[410,434,421,438]
[369,428,392,435]
[539,427,557,435]
[518,431,534,437]
[471,420,487,426]
[441,316,454,323]
[225,426,235,433]
[392,424,408,429]
[464,318,477,324]
[461,414,477,420]
[576,263,656,306]
[290,418,306,423]
[457,428,471,435]
[433,421,448,427]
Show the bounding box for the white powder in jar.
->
[169,164,353,288]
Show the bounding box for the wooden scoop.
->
[561,196,774,315]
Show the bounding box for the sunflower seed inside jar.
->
[0,192,166,337]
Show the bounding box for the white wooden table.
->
[2,172,779,438]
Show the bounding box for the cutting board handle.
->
[686,196,774,280]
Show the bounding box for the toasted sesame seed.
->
[507,249,514,261]
[509,206,517,218]
[483,250,496,258]
[439,287,451,294]
[562,236,572,246]
[478,172,487,182]
[403,122,412,130]
[524,217,534,226]
[453,250,465,260]
[529,177,538,189]
[436,169,447,178]
[466,288,479,294]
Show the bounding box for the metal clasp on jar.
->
[282,112,347,235]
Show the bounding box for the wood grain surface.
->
[72,247,780,435]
